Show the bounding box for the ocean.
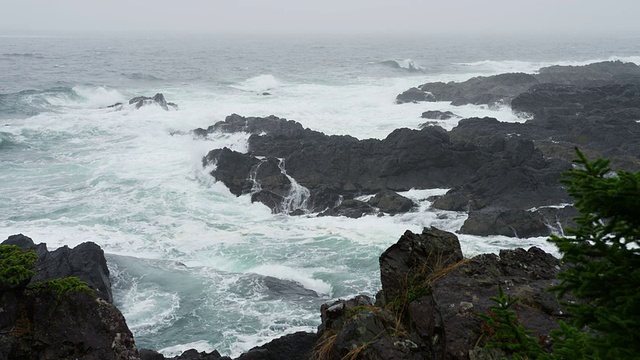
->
[1,32,639,357]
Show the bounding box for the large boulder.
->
[367,190,415,214]
[2,234,113,303]
[128,93,178,111]
[0,236,138,359]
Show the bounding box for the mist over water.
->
[1,33,639,357]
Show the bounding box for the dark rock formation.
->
[174,349,228,360]
[141,332,315,360]
[235,332,316,360]
[459,207,551,238]
[534,60,640,86]
[368,190,415,214]
[421,110,457,119]
[199,114,573,236]
[417,72,539,106]
[428,246,563,359]
[2,234,113,303]
[201,115,494,213]
[396,61,640,106]
[128,93,178,111]
[0,235,138,360]
[512,83,640,121]
[379,227,463,303]
[107,102,124,109]
[314,228,566,360]
[319,199,376,218]
[140,349,167,360]
[195,62,640,236]
[260,275,319,298]
[396,87,434,103]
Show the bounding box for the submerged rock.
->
[107,93,178,111]
[421,110,457,120]
[129,93,178,111]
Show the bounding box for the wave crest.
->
[0,86,126,117]
[379,59,425,72]
[3,52,44,58]
[231,74,283,93]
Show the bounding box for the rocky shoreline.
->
[190,61,640,238]
[1,229,566,360]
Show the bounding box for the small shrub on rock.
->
[0,245,38,288]
[30,276,95,299]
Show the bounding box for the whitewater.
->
[1,33,639,357]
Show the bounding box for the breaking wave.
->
[378,59,425,72]
[0,86,125,117]
[231,74,283,93]
[455,56,640,75]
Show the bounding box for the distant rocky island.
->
[2,60,640,359]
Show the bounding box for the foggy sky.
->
[2,0,639,35]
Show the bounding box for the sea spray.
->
[278,158,311,214]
